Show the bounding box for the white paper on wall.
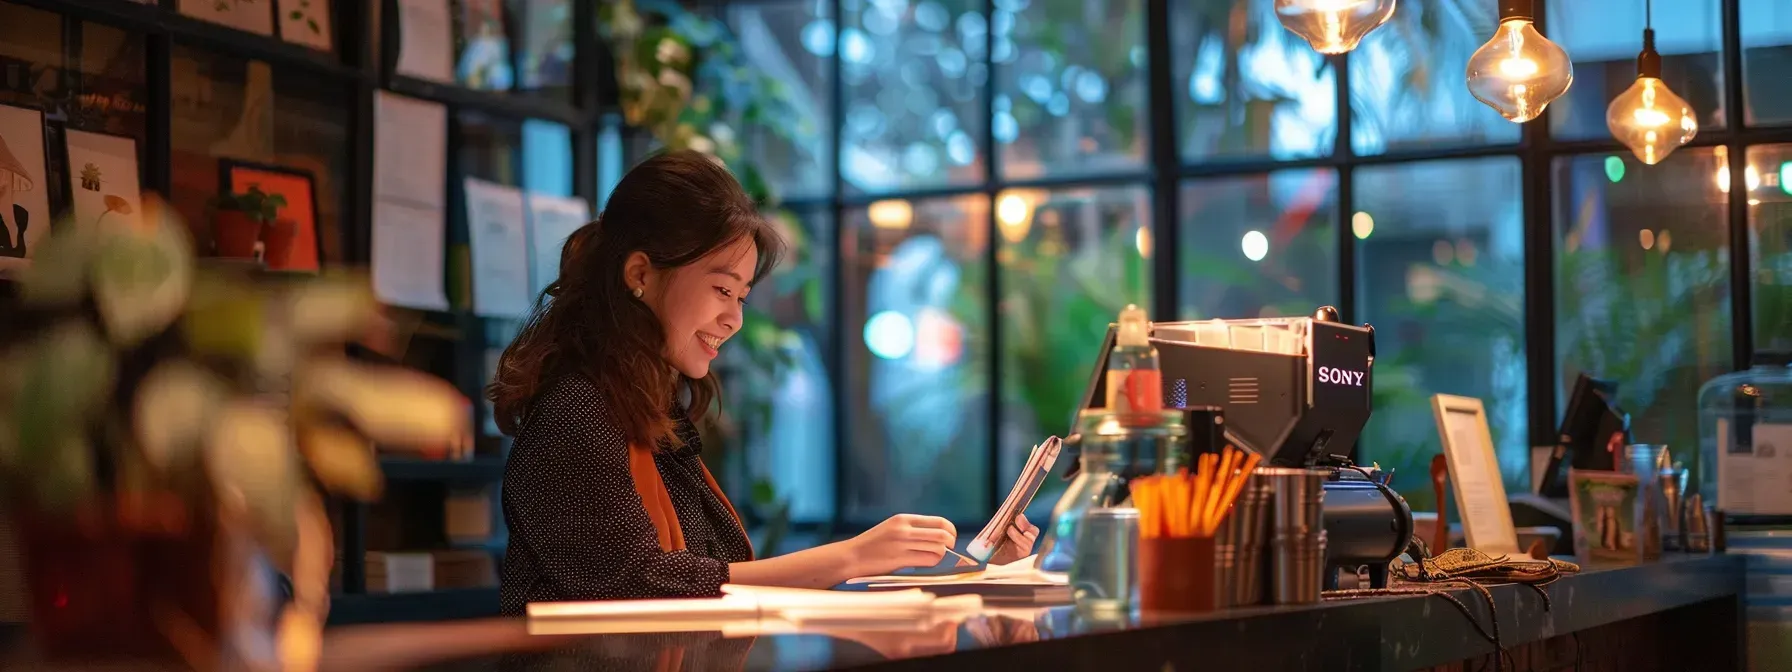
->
[371,92,448,310]
[463,178,531,318]
[394,0,454,83]
[524,193,590,298]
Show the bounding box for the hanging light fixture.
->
[1606,0,1697,165]
[1274,0,1398,55]
[1465,0,1573,123]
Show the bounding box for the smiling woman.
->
[486,151,1026,614]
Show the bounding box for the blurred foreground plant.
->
[0,196,469,671]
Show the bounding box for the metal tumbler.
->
[1272,530,1328,605]
[1214,473,1273,606]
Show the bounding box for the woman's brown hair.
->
[487,150,784,447]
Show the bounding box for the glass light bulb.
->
[1465,19,1574,123]
[1274,0,1397,55]
[1606,77,1697,166]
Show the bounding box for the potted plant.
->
[210,185,287,261]
[1,197,470,670]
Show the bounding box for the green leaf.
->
[12,322,113,475]
[91,221,194,347]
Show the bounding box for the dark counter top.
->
[307,553,1743,672]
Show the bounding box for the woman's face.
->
[629,236,756,379]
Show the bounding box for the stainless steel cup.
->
[1271,530,1327,605]
[1262,467,1327,537]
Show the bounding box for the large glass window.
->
[722,206,837,523]
[729,0,835,199]
[1179,171,1339,321]
[996,185,1150,524]
[843,195,990,520]
[1350,0,1519,154]
[1356,158,1527,506]
[1554,149,1733,470]
[1549,0,1725,140]
[997,0,1147,179]
[1172,0,1336,162]
[1747,144,1792,351]
[841,0,985,193]
[1742,0,1792,125]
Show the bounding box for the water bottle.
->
[1697,351,1792,515]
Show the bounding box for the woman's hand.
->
[846,514,958,577]
[986,514,1041,566]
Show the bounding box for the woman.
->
[489,151,1037,614]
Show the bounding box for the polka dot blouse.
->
[499,376,753,616]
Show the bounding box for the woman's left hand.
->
[986,514,1040,566]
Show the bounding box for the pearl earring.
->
[632,286,644,299]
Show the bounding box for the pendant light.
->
[1606,0,1697,165]
[1274,0,1398,55]
[1465,0,1573,123]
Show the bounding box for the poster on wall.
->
[396,0,454,83]
[0,104,51,276]
[276,0,334,52]
[372,91,449,310]
[63,130,143,231]
[177,0,276,36]
[463,178,531,318]
[525,192,589,297]
[223,161,321,272]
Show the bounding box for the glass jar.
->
[1697,351,1792,515]
[1036,409,1188,573]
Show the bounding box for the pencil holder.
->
[1138,535,1217,613]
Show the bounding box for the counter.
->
[0,554,1746,671]
[312,554,1743,671]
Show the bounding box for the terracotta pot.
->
[13,492,232,665]
[213,211,264,259]
[261,218,298,268]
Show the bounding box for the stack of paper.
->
[525,585,985,636]
[846,555,1070,603]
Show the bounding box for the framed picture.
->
[276,0,334,52]
[178,0,276,37]
[1432,394,1521,556]
[63,130,143,231]
[220,160,321,272]
[1567,469,1646,563]
[0,103,51,276]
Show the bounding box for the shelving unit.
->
[0,0,618,624]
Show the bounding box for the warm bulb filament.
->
[1498,58,1539,79]
[1632,108,1669,127]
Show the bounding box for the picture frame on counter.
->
[1567,469,1651,564]
[1432,393,1521,557]
[276,0,335,52]
[219,159,322,272]
[0,102,51,276]
[63,129,144,231]
[178,0,276,37]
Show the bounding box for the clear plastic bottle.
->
[1697,351,1792,515]
[1105,304,1161,417]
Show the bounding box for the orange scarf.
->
[626,444,755,560]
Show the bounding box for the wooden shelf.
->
[327,588,499,625]
[379,456,505,483]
